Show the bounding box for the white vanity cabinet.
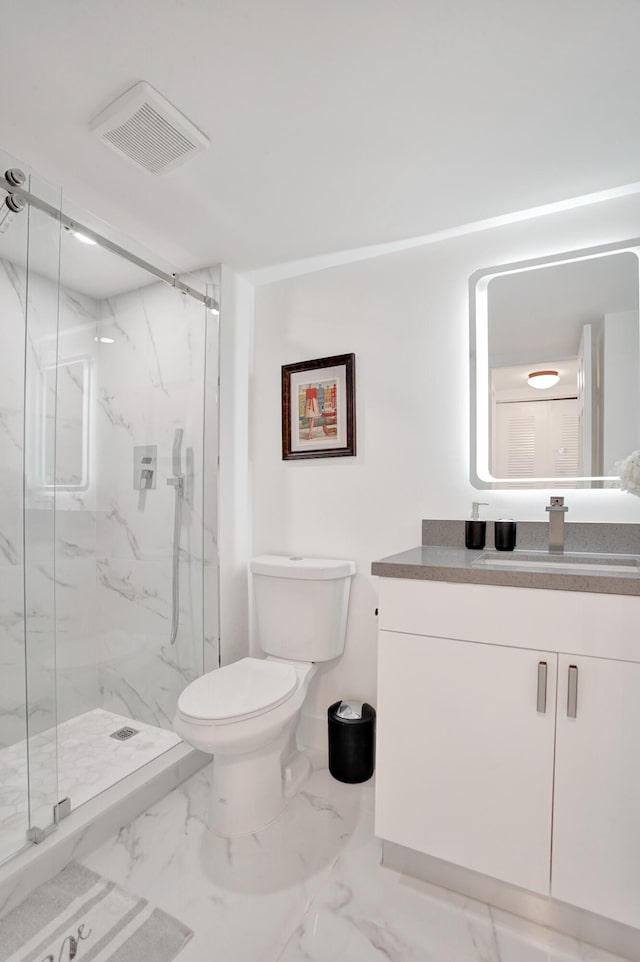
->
[375,577,640,930]
[376,629,557,894]
[552,654,640,926]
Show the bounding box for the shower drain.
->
[110,726,139,741]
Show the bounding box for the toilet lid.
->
[177,657,298,723]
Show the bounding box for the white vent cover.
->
[90,82,209,175]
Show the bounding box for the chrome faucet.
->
[545,496,568,553]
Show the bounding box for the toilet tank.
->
[250,555,356,662]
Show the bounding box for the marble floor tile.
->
[276,833,625,962]
[82,767,371,962]
[0,708,180,864]
[79,766,626,962]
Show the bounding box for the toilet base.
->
[208,727,311,837]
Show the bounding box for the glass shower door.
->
[0,153,31,863]
[0,154,60,858]
[23,170,62,842]
[0,149,217,861]
[52,236,210,813]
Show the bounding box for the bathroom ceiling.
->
[2,0,640,276]
[0,217,162,300]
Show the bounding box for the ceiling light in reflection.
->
[94,336,115,344]
[527,370,560,389]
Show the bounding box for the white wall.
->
[251,192,640,747]
[218,266,254,666]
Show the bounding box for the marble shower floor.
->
[80,766,626,962]
[0,708,180,863]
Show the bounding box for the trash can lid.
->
[336,700,364,720]
[328,700,376,723]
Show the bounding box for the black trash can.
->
[328,700,376,783]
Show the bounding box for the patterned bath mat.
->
[0,862,192,962]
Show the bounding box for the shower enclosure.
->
[0,146,219,866]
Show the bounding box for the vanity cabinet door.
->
[552,654,640,929]
[375,630,557,895]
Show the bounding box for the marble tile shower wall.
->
[95,279,214,731]
[0,256,218,754]
[53,286,102,729]
[0,257,30,751]
[0,259,86,752]
[1,261,103,749]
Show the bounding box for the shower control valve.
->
[133,444,157,490]
[140,465,154,489]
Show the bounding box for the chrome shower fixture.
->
[0,168,26,235]
[167,428,184,645]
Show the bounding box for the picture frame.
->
[281,353,356,460]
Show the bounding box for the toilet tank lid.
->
[251,555,356,580]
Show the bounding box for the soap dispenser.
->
[465,502,489,549]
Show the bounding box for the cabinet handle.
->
[567,665,578,718]
[536,661,547,713]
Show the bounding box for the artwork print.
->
[298,377,338,443]
[281,354,356,460]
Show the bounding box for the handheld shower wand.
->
[167,429,184,645]
[172,428,184,479]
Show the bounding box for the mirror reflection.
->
[471,243,640,489]
[42,357,90,489]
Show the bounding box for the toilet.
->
[174,554,356,837]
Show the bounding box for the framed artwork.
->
[282,353,356,460]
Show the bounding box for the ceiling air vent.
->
[90,81,209,175]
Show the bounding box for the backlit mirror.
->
[470,240,640,489]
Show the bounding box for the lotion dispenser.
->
[465,501,488,550]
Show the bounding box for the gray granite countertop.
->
[371,525,640,596]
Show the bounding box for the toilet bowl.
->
[175,656,319,836]
[174,554,355,837]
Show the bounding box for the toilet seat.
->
[177,657,298,724]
